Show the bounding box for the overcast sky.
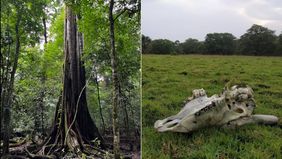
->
[142,0,282,41]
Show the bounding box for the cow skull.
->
[154,85,279,132]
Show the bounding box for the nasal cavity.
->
[227,104,231,110]
[235,108,244,113]
[167,122,178,128]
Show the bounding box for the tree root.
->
[83,144,114,158]
[6,141,134,159]
[1,154,29,159]
[0,139,26,148]
[21,139,108,159]
[25,146,57,159]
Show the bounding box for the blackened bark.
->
[39,5,104,153]
[109,0,120,158]
[63,5,104,147]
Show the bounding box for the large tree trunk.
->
[109,0,120,158]
[37,5,104,154]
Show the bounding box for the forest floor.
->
[142,54,282,159]
[2,129,140,159]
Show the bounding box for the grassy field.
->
[142,54,282,159]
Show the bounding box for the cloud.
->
[224,0,282,33]
[142,0,282,41]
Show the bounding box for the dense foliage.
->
[142,24,282,56]
[205,33,236,54]
[240,24,277,55]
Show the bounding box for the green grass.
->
[142,54,282,159]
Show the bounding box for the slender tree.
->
[94,68,105,133]
[2,6,21,155]
[108,0,140,157]
[109,0,120,158]
[34,11,48,137]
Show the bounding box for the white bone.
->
[154,85,279,133]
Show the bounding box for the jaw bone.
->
[154,85,279,133]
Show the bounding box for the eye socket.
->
[246,103,249,107]
[195,112,200,116]
[232,102,236,105]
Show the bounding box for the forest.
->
[142,24,282,56]
[1,0,141,158]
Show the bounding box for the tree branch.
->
[114,7,139,22]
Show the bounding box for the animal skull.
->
[154,85,278,133]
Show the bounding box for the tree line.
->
[142,24,282,56]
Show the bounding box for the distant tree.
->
[276,33,282,55]
[233,39,241,54]
[150,39,175,54]
[174,40,182,53]
[142,35,152,54]
[198,41,206,53]
[205,33,236,54]
[240,24,276,55]
[180,38,204,54]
